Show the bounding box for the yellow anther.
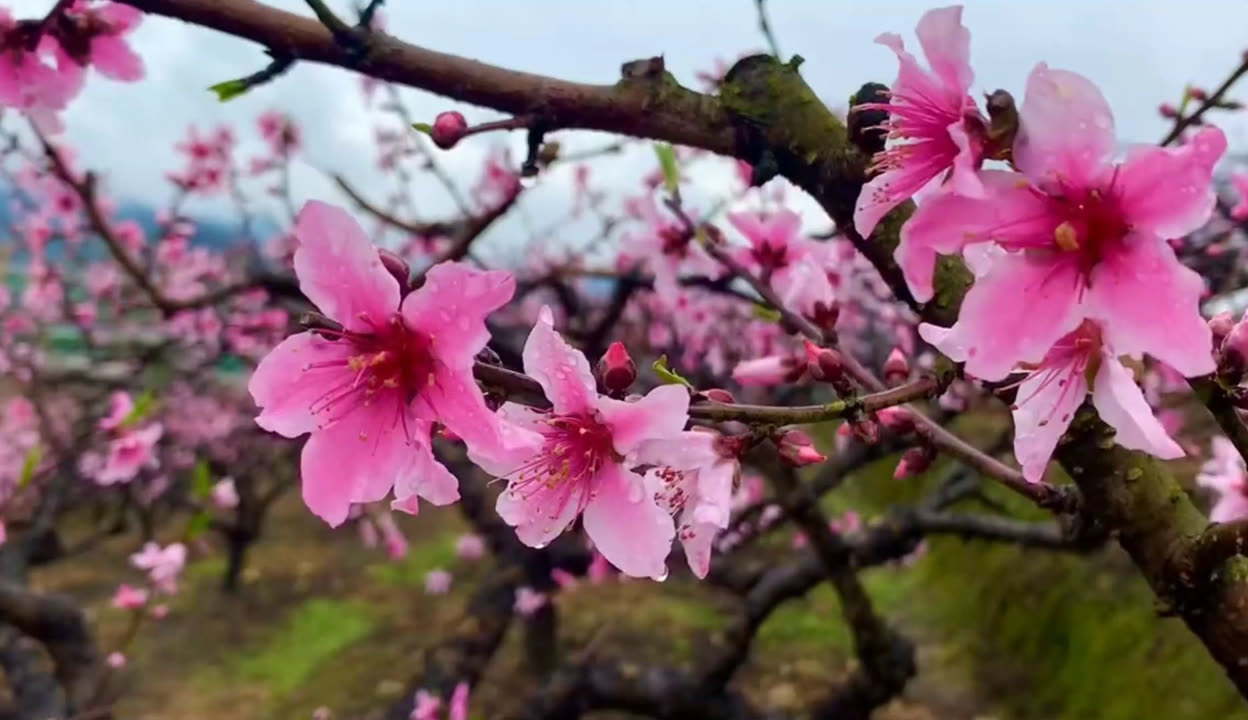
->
[1054,221,1080,252]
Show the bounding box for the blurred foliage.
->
[235,599,375,695]
[838,432,1248,720]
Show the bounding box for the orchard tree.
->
[2,1,1248,719]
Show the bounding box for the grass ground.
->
[26,452,1248,720]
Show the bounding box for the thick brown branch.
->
[123,0,740,153]
[1057,407,1248,699]
[0,581,101,713]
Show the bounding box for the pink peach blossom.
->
[513,586,548,616]
[448,682,469,720]
[249,201,516,526]
[900,65,1224,382]
[637,429,738,578]
[50,2,144,82]
[130,542,186,594]
[854,5,986,237]
[0,8,83,121]
[731,353,804,387]
[98,391,134,431]
[624,194,720,304]
[1197,436,1248,522]
[424,569,451,595]
[471,307,688,579]
[209,478,239,509]
[454,533,486,561]
[927,320,1182,482]
[111,584,148,610]
[97,423,163,485]
[726,209,834,318]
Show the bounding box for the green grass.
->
[235,598,376,696]
[824,424,1248,720]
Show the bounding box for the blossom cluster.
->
[855,5,1225,482]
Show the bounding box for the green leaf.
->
[18,446,42,488]
[652,354,693,388]
[208,79,251,102]
[191,460,213,500]
[411,122,433,135]
[120,390,158,429]
[653,143,679,193]
[186,511,213,541]
[752,304,782,323]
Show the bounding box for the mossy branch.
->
[1058,407,1248,698]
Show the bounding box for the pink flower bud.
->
[1159,102,1179,118]
[777,429,827,467]
[106,652,126,669]
[893,445,935,479]
[883,348,910,386]
[431,111,468,149]
[851,417,881,445]
[732,354,803,387]
[111,584,149,610]
[1189,86,1209,101]
[596,342,637,393]
[1211,311,1236,349]
[700,388,736,404]
[424,568,452,595]
[1223,316,1248,380]
[804,341,845,383]
[875,406,914,434]
[377,248,411,288]
[455,533,486,560]
[513,586,548,616]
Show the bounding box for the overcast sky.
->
[8,0,1248,251]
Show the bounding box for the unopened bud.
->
[431,111,468,149]
[875,406,914,435]
[713,433,750,459]
[732,355,803,387]
[893,444,935,479]
[1211,311,1236,349]
[596,342,637,394]
[1188,86,1209,101]
[1159,102,1179,119]
[378,248,411,289]
[850,416,880,445]
[776,429,826,467]
[1221,317,1248,382]
[803,340,854,393]
[700,388,736,404]
[883,347,910,386]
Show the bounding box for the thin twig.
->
[1161,56,1248,146]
